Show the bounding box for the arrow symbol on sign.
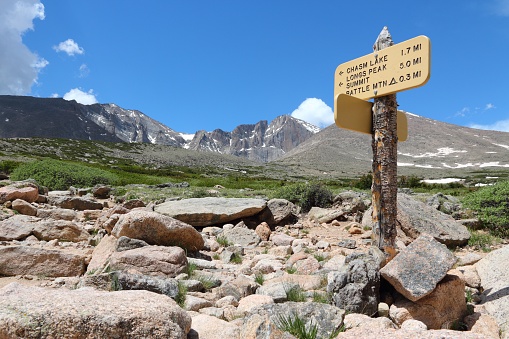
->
[338,82,343,87]
[339,71,344,76]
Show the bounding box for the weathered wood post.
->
[371,27,398,261]
[333,27,430,261]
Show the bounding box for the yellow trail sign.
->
[334,94,408,142]
[334,35,430,100]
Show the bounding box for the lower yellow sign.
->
[334,94,408,142]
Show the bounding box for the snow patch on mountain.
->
[493,143,509,150]
[399,147,467,158]
[295,118,321,133]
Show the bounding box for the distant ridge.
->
[275,112,509,178]
[1,95,508,179]
[0,95,319,163]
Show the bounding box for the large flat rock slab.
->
[0,215,36,241]
[0,184,39,204]
[155,197,267,227]
[109,245,188,278]
[397,193,470,246]
[475,245,509,339]
[111,210,204,251]
[380,234,457,301]
[363,194,471,246]
[0,246,87,277]
[0,282,191,338]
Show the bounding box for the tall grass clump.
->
[462,180,509,237]
[272,183,333,212]
[274,313,344,339]
[10,159,119,190]
[275,313,318,339]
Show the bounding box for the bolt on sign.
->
[334,35,431,100]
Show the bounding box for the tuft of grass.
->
[255,273,265,285]
[194,274,217,291]
[110,274,121,291]
[275,313,318,339]
[186,262,197,277]
[285,285,306,302]
[175,282,187,308]
[216,235,232,247]
[313,253,326,262]
[311,291,329,304]
[230,253,243,264]
[275,313,345,339]
[286,266,297,274]
[465,289,473,303]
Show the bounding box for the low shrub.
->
[467,228,500,252]
[0,160,22,174]
[10,159,119,190]
[398,175,423,188]
[462,180,509,237]
[352,173,372,190]
[272,183,333,212]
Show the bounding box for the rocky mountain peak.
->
[0,96,320,163]
[187,115,320,162]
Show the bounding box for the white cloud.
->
[0,0,48,95]
[290,98,334,128]
[469,119,509,132]
[53,39,85,56]
[63,88,98,105]
[454,107,469,117]
[484,103,495,110]
[50,93,59,98]
[79,64,90,78]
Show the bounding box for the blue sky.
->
[2,0,509,134]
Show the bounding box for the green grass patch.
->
[467,228,501,252]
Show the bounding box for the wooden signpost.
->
[334,27,431,261]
